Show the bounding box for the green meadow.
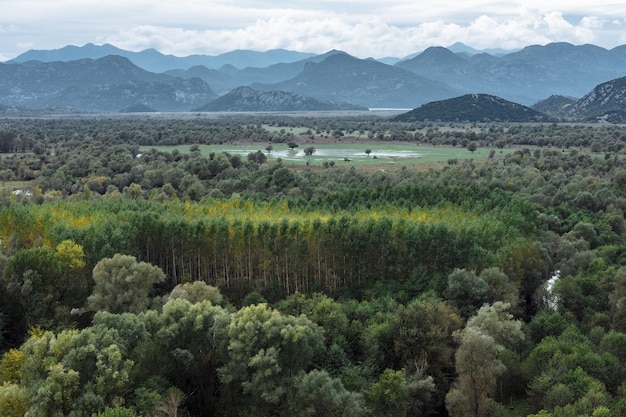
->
[141,143,512,167]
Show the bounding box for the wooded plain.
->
[1,114,626,417]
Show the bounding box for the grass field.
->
[141,143,512,167]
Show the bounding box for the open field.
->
[140,143,512,167]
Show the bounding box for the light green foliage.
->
[367,369,409,417]
[0,349,25,384]
[452,328,505,417]
[219,303,324,414]
[288,370,367,417]
[86,254,166,313]
[447,302,524,417]
[91,406,138,417]
[525,324,618,414]
[55,239,86,270]
[0,383,29,417]
[366,367,435,417]
[278,292,349,345]
[592,406,612,417]
[528,365,611,416]
[527,410,553,417]
[466,302,524,348]
[445,387,472,417]
[150,298,229,414]
[19,327,134,417]
[168,281,223,304]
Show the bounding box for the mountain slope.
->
[195,86,366,112]
[0,56,217,112]
[254,52,462,108]
[531,95,577,118]
[165,50,346,94]
[568,76,626,122]
[392,94,552,122]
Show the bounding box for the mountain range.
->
[9,43,316,72]
[1,42,626,116]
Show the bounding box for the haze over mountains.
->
[1,42,626,119]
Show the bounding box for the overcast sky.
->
[1,0,626,61]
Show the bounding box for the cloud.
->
[103,9,612,58]
[1,1,625,60]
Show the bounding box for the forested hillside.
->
[1,116,626,417]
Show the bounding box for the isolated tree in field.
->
[265,144,273,154]
[86,254,165,313]
[287,141,299,150]
[304,146,316,156]
[365,149,372,157]
[467,142,477,153]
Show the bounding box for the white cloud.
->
[1,1,626,59]
[103,9,613,58]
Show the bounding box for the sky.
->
[1,0,626,61]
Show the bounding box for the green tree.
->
[444,268,489,317]
[91,407,138,417]
[288,370,367,417]
[3,246,63,328]
[86,254,165,314]
[367,369,409,417]
[168,281,222,305]
[219,303,324,415]
[447,303,524,417]
[148,298,229,416]
[19,327,134,417]
[0,383,28,417]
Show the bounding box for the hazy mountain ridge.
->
[194,86,367,112]
[9,43,317,72]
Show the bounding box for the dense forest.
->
[1,115,626,417]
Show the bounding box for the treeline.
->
[2,116,626,152]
